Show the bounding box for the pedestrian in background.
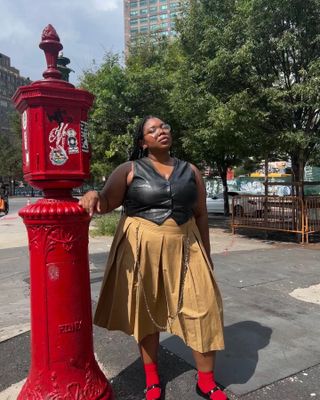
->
[0,183,9,215]
[80,116,227,400]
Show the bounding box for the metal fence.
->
[304,196,320,243]
[231,195,320,243]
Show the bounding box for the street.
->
[0,197,320,399]
[3,196,39,215]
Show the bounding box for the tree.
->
[173,0,271,213]
[0,111,23,192]
[79,41,185,182]
[248,0,320,195]
[80,54,130,180]
[174,0,320,210]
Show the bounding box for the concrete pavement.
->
[0,199,320,399]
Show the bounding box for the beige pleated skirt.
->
[94,216,225,353]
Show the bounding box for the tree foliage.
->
[248,0,320,186]
[80,54,130,179]
[0,111,22,183]
[79,0,320,202]
[79,42,184,181]
[173,0,320,204]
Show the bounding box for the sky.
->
[0,0,124,85]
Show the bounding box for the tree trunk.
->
[299,149,305,200]
[264,157,269,197]
[217,163,229,215]
[264,157,269,231]
[291,151,305,199]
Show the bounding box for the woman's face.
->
[142,117,172,151]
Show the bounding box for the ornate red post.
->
[12,25,114,399]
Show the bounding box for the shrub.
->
[90,212,121,237]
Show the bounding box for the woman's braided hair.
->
[129,115,155,161]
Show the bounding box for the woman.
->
[79,116,227,400]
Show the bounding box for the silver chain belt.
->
[134,225,190,331]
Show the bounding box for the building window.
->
[150,24,160,31]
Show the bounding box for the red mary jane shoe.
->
[196,383,229,399]
[144,383,162,400]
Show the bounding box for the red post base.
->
[18,361,112,399]
[18,198,113,399]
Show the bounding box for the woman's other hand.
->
[79,190,101,217]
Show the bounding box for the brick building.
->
[124,0,182,54]
[0,53,30,135]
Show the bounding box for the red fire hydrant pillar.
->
[12,25,113,399]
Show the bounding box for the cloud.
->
[91,0,122,11]
[0,0,124,84]
[0,3,33,42]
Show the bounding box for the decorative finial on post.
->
[39,24,63,80]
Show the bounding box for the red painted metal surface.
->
[12,25,114,399]
[12,24,94,192]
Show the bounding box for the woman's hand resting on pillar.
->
[79,190,101,217]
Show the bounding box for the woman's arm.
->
[79,161,132,216]
[190,164,213,268]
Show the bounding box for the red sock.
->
[198,370,227,400]
[144,362,161,399]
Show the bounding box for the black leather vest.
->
[124,158,197,225]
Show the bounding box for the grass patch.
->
[90,211,121,237]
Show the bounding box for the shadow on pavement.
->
[93,326,195,400]
[110,346,194,399]
[216,320,272,388]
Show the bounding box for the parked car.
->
[206,191,265,217]
[206,192,232,214]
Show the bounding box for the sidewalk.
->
[1,209,320,399]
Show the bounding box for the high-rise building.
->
[124,0,182,54]
[0,53,31,135]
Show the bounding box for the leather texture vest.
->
[124,157,198,225]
